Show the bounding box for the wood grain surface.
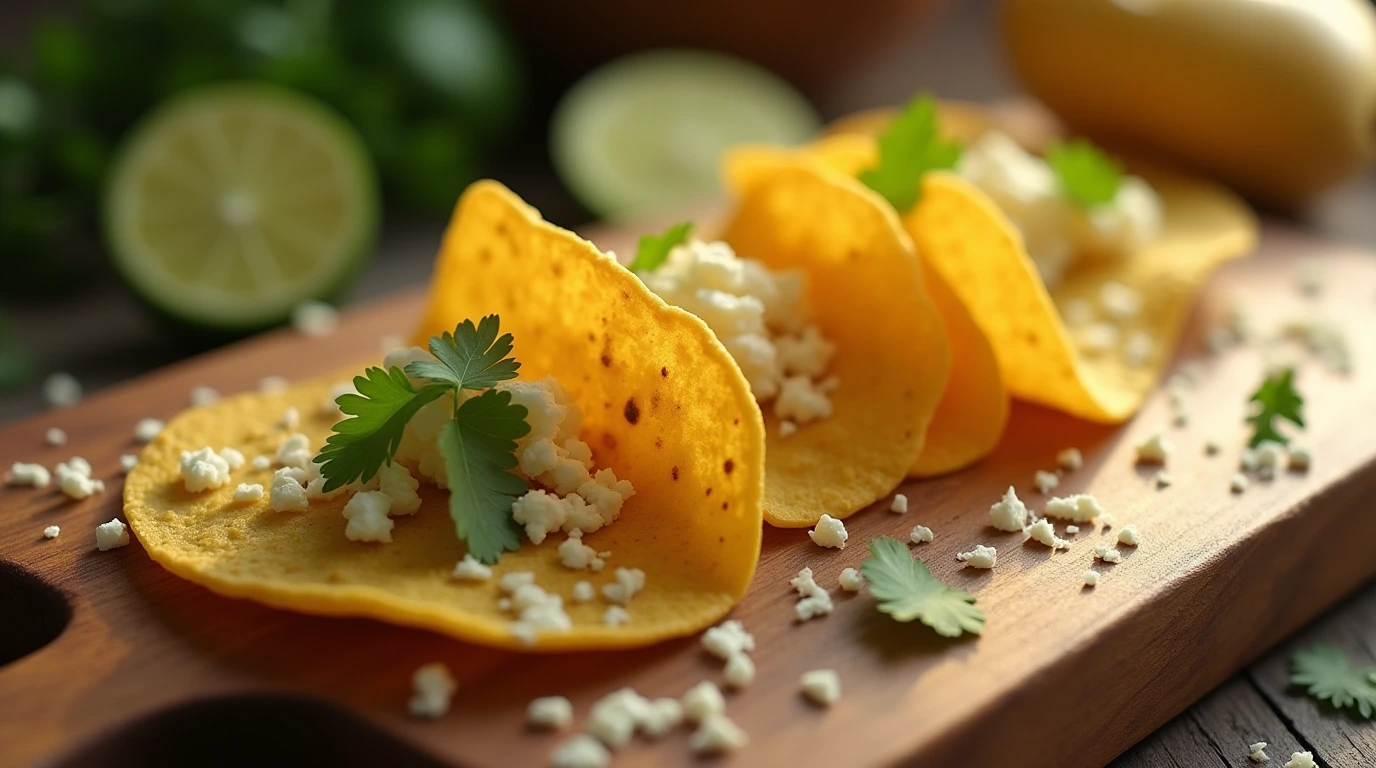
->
[1,223,1374,768]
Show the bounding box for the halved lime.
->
[104,83,378,331]
[551,50,821,220]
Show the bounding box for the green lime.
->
[104,83,378,331]
[551,50,821,220]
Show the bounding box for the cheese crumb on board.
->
[259,375,289,394]
[702,620,755,660]
[45,427,67,446]
[989,486,1029,532]
[133,418,163,443]
[956,544,998,569]
[1288,447,1311,471]
[550,735,611,768]
[808,513,848,548]
[95,518,130,551]
[1135,430,1173,464]
[838,567,866,591]
[1118,524,1141,547]
[791,567,834,621]
[1230,473,1250,493]
[1057,447,1084,471]
[189,385,220,407]
[890,493,909,513]
[528,696,574,731]
[291,299,338,337]
[689,713,749,755]
[8,462,51,488]
[799,669,841,706]
[1083,570,1100,587]
[1094,545,1123,564]
[43,525,60,539]
[1066,525,1080,535]
[778,420,798,438]
[1028,518,1069,550]
[43,372,82,408]
[1248,742,1269,763]
[1283,751,1316,768]
[909,525,935,544]
[56,458,103,500]
[640,698,685,739]
[723,652,756,689]
[1204,439,1221,456]
[1034,470,1060,494]
[452,554,492,582]
[1044,493,1105,522]
[232,483,264,502]
[681,680,726,722]
[407,663,456,719]
[120,454,138,473]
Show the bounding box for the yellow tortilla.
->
[717,162,952,526]
[126,181,766,651]
[807,106,1258,422]
[724,146,1007,477]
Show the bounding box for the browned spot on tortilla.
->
[671,466,679,480]
[624,398,640,425]
[724,459,734,474]
[706,487,713,497]
[602,433,618,450]
[600,354,612,367]
[660,367,668,377]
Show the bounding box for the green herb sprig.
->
[1046,139,1123,209]
[1291,644,1376,719]
[629,221,693,272]
[1246,367,1305,448]
[858,93,963,214]
[861,535,984,637]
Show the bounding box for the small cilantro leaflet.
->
[438,389,531,563]
[1047,139,1123,209]
[1291,644,1376,719]
[629,221,693,273]
[857,93,963,213]
[405,315,520,391]
[860,535,984,637]
[314,367,449,492]
[1247,367,1305,447]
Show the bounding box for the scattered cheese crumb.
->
[681,680,726,723]
[838,567,866,591]
[909,524,935,544]
[790,567,834,620]
[1044,493,1105,522]
[1123,330,1154,367]
[499,571,536,593]
[808,513,848,548]
[269,467,309,512]
[1239,447,1259,471]
[250,455,271,471]
[1066,525,1080,535]
[45,427,67,446]
[281,406,300,431]
[1248,741,1269,763]
[1028,518,1069,550]
[723,652,756,689]
[1057,447,1084,471]
[956,544,998,569]
[133,418,163,443]
[43,372,82,408]
[1118,524,1141,547]
[120,454,138,473]
[1083,570,1100,587]
[1230,472,1250,493]
[989,486,1029,531]
[571,580,595,602]
[1077,322,1119,354]
[890,493,909,513]
[528,696,574,731]
[550,734,611,768]
[179,447,232,492]
[1296,263,1323,297]
[275,432,313,469]
[778,420,798,438]
[1100,281,1142,319]
[406,662,455,719]
[558,529,606,571]
[259,375,289,394]
[56,458,103,499]
[1288,447,1311,471]
[601,567,646,605]
[1094,545,1123,564]
[232,483,264,502]
[43,525,60,539]
[189,385,220,406]
[1135,430,1173,464]
[1034,470,1060,494]
[1283,751,1316,768]
[451,554,492,581]
[689,713,749,755]
[640,698,683,739]
[799,669,841,706]
[8,462,50,488]
[603,606,630,626]
[342,490,394,543]
[95,518,129,551]
[702,620,755,660]
[1204,439,1221,456]
[1156,470,1173,488]
[1101,513,1116,528]
[1256,441,1286,476]
[291,299,339,337]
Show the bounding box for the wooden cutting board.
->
[2,222,1374,768]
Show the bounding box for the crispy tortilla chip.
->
[126,181,765,651]
[724,145,1007,477]
[814,104,1258,421]
[717,162,951,526]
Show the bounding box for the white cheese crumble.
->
[1123,330,1154,368]
[1076,322,1119,356]
[342,490,394,543]
[376,462,421,515]
[790,566,834,621]
[681,680,726,722]
[43,372,82,408]
[1083,570,1100,587]
[1118,524,1141,547]
[778,420,798,437]
[507,580,573,646]
[839,567,866,591]
[989,486,1029,532]
[956,544,998,569]
[1230,472,1250,493]
[275,432,313,469]
[558,529,606,571]
[1028,518,1070,550]
[406,662,456,719]
[1066,524,1080,534]
[808,513,848,548]
[587,688,651,748]
[1034,470,1060,494]
[890,493,909,513]
[45,427,67,446]
[120,454,138,473]
[702,620,755,660]
[571,580,595,602]
[1044,493,1105,522]
[56,457,104,499]
[550,734,611,768]
[259,375,289,394]
[909,525,935,544]
[250,454,271,471]
[1135,430,1173,464]
[688,714,748,755]
[1288,447,1311,471]
[269,467,309,512]
[1100,281,1142,320]
[451,554,492,581]
[601,567,646,606]
[133,418,163,443]
[799,669,841,706]
[1057,447,1084,471]
[1255,441,1286,477]
[723,652,755,689]
[1283,751,1316,768]
[528,696,574,731]
[1248,741,1269,763]
[1094,545,1123,564]
[603,606,630,627]
[95,518,130,551]
[641,698,685,738]
[281,406,300,431]
[43,525,60,539]
[8,462,50,488]
[232,483,264,502]
[1156,471,1174,488]
[291,299,339,337]
[189,385,220,407]
[499,571,536,593]
[179,447,232,492]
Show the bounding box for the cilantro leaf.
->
[314,368,449,492]
[860,535,984,637]
[857,93,963,213]
[1047,139,1123,208]
[629,221,693,273]
[438,388,531,564]
[1291,644,1376,719]
[1247,367,1305,447]
[405,315,520,392]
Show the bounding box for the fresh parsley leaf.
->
[860,535,984,637]
[1291,644,1376,719]
[438,388,531,564]
[315,367,449,492]
[857,93,963,213]
[405,315,520,391]
[1247,367,1305,447]
[1047,139,1122,208]
[629,221,693,273]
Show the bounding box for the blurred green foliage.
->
[1,0,524,296]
